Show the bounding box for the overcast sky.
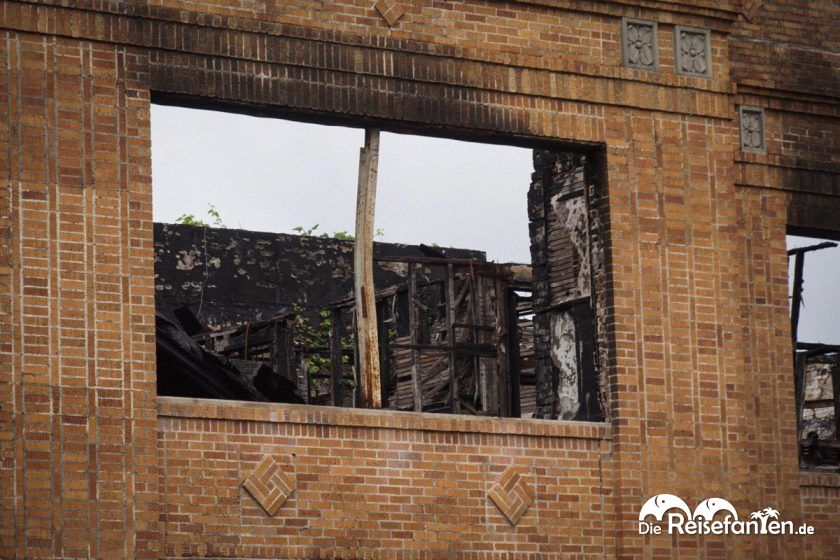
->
[151,104,534,263]
[152,104,840,343]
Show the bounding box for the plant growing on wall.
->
[176,203,227,228]
[292,223,385,240]
[292,305,356,392]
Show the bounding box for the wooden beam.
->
[494,276,510,417]
[354,128,382,408]
[446,264,459,413]
[407,263,423,412]
[788,241,838,343]
[793,351,807,441]
[790,251,805,343]
[507,288,522,418]
[329,308,343,407]
[376,299,391,408]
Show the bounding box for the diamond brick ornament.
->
[374,0,406,27]
[488,466,535,525]
[242,455,296,516]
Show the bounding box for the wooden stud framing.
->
[446,264,459,413]
[407,262,423,411]
[329,308,343,407]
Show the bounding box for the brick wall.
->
[157,397,612,559]
[1,0,838,558]
[0,32,159,558]
[601,107,803,558]
[731,0,840,231]
[800,473,840,559]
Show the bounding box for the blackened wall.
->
[154,223,485,328]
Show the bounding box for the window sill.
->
[157,396,610,440]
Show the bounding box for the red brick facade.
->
[1,0,838,558]
[158,398,611,558]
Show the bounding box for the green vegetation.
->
[175,203,226,228]
[292,304,355,388]
[292,223,385,240]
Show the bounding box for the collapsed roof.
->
[153,223,502,406]
[155,303,303,403]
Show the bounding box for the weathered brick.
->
[0,0,837,559]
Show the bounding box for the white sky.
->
[151,104,534,263]
[151,104,840,343]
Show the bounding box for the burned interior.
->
[153,108,607,421]
[790,238,840,468]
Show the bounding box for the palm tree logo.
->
[750,507,780,533]
[762,507,779,518]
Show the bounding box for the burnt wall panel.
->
[528,151,604,421]
[153,223,485,329]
